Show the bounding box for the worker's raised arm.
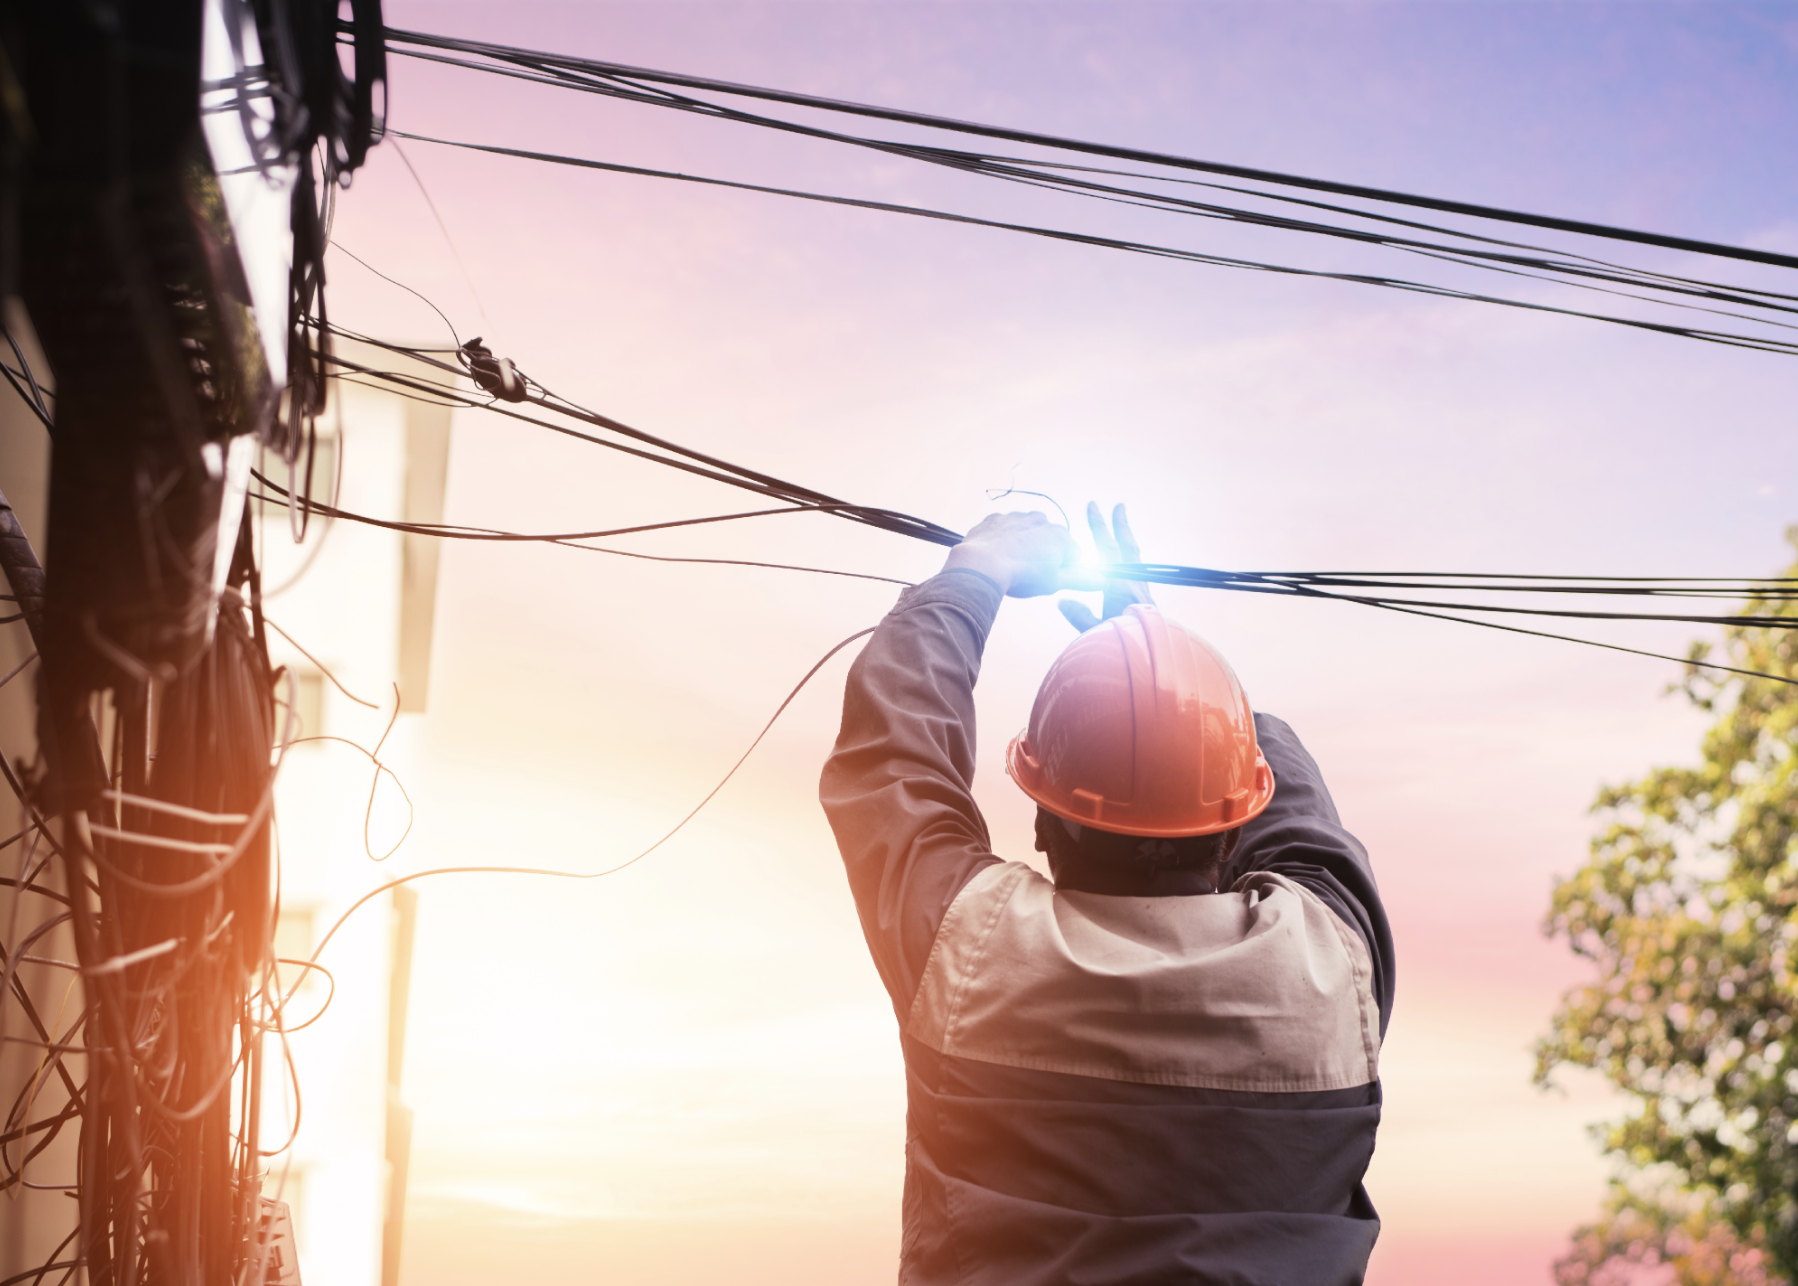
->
[820,513,1074,1012]
[1226,714,1398,1034]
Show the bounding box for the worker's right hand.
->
[943,511,1078,598]
[1059,502,1156,633]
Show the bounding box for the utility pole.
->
[0,3,385,1281]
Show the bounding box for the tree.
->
[1539,532,1798,1286]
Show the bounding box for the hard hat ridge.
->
[1005,605,1274,838]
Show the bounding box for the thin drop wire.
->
[387,136,490,325]
[296,624,878,977]
[328,242,463,347]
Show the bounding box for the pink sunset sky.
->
[294,4,1798,1283]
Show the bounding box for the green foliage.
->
[1538,531,1798,1285]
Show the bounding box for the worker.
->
[821,505,1394,1285]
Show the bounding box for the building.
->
[0,319,448,1286]
[254,338,450,1286]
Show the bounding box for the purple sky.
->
[303,4,1798,1282]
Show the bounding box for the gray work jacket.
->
[821,570,1396,1286]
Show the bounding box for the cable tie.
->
[99,790,249,827]
[83,939,179,978]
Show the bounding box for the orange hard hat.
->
[1005,605,1274,837]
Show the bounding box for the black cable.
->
[330,242,463,346]
[315,343,966,543]
[1111,566,1798,684]
[372,62,1798,335]
[1272,569,1798,583]
[293,623,880,988]
[1,324,52,428]
[250,471,818,541]
[0,363,51,432]
[280,547,1798,1019]
[261,617,382,709]
[1282,593,1798,689]
[1002,156,1798,306]
[314,331,1798,659]
[1113,567,1798,626]
[372,32,1798,358]
[541,541,913,587]
[303,267,1798,698]
[0,1235,78,1286]
[246,476,913,586]
[386,136,491,326]
[387,133,1798,360]
[380,26,1798,273]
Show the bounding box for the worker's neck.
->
[1050,857,1217,897]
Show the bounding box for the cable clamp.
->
[459,336,529,402]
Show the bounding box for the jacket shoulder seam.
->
[904,861,1018,1036]
[1291,879,1382,1080]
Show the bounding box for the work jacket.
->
[820,570,1396,1286]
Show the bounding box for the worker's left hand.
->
[1059,502,1156,633]
[943,511,1079,598]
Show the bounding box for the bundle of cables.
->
[264,323,1798,689]
[376,26,1798,359]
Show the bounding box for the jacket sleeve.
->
[819,569,1006,1014]
[1225,713,1398,1035]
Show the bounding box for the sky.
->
[289,3,1798,1283]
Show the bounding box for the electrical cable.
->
[0,1232,78,1286]
[330,242,463,347]
[379,27,1798,273]
[247,477,914,586]
[1178,576,1798,689]
[992,155,1798,305]
[251,474,820,542]
[257,379,350,600]
[361,688,410,862]
[316,343,965,545]
[371,64,1798,336]
[260,617,381,709]
[259,959,334,1035]
[0,362,52,432]
[71,664,296,901]
[0,11,390,1275]
[1,323,52,430]
[290,326,1798,685]
[385,132,1798,359]
[1108,565,1798,626]
[386,136,490,325]
[368,28,1798,359]
[18,21,1798,1254]
[275,545,1798,1054]
[292,623,878,993]
[314,326,1798,620]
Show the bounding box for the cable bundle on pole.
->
[2,0,388,1279]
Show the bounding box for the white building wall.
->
[256,348,445,1286]
[0,322,441,1286]
[0,304,71,1284]
[0,298,442,1284]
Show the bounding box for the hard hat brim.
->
[1006,732,1275,838]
